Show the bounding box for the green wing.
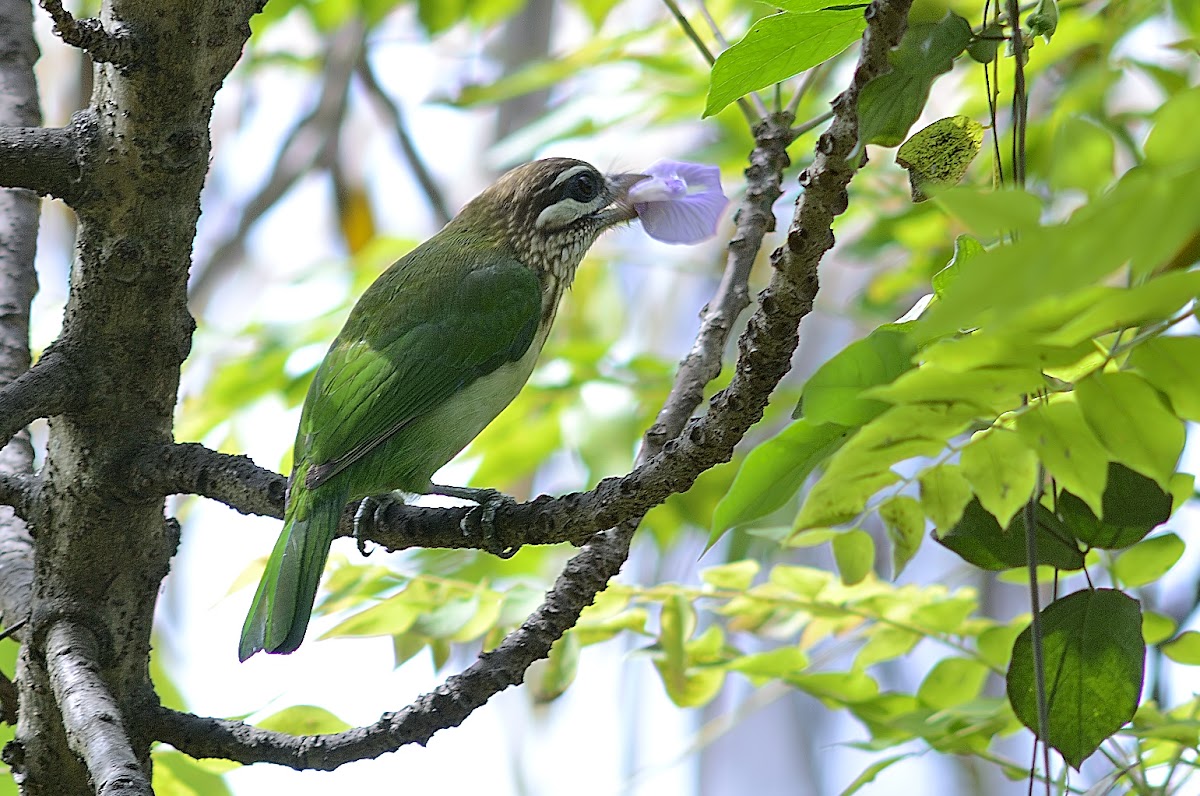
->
[297,243,541,489]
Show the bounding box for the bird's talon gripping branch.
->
[352,496,379,556]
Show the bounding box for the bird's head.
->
[452,158,647,281]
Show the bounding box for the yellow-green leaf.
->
[879,495,924,578]
[896,115,984,201]
[1015,396,1110,516]
[833,529,875,586]
[1075,371,1185,488]
[960,428,1037,527]
[918,463,972,534]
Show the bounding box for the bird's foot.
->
[352,495,386,556]
[428,484,520,559]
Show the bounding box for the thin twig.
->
[39,0,134,65]
[659,0,763,124]
[188,20,364,311]
[47,622,152,795]
[354,54,452,227]
[788,109,835,142]
[785,62,827,117]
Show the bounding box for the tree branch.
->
[46,622,152,795]
[145,0,913,766]
[0,348,86,452]
[146,442,285,519]
[0,126,81,201]
[39,0,135,66]
[0,472,34,520]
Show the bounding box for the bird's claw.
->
[353,495,382,556]
[458,489,520,559]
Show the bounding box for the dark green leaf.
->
[936,498,1084,571]
[1007,589,1144,769]
[857,13,973,147]
[705,10,867,117]
[1058,463,1172,550]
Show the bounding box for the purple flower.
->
[628,160,729,244]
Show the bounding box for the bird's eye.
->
[564,171,601,203]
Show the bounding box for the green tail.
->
[238,484,347,661]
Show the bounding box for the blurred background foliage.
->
[14,0,1200,793]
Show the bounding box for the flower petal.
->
[631,160,728,244]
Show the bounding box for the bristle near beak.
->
[596,172,651,227]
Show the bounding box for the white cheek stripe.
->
[536,197,601,230]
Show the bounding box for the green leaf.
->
[857,13,973,147]
[322,595,419,639]
[1144,86,1200,167]
[837,754,913,796]
[1006,589,1144,770]
[788,670,879,705]
[832,529,875,585]
[896,115,984,202]
[1015,397,1110,516]
[653,596,726,708]
[879,495,924,578]
[710,419,850,542]
[918,463,972,534]
[1041,270,1200,348]
[528,631,580,702]
[728,646,809,683]
[978,622,1024,669]
[1075,371,1186,489]
[932,235,983,298]
[1025,0,1058,40]
[1113,533,1186,588]
[152,750,235,796]
[798,328,916,426]
[855,624,920,668]
[1058,463,1172,550]
[1049,116,1116,195]
[960,428,1037,528]
[1128,335,1200,422]
[704,10,867,117]
[1162,631,1200,665]
[936,498,1084,571]
[918,163,1200,337]
[917,657,989,710]
[865,364,1043,415]
[256,705,351,735]
[701,560,760,591]
[933,187,1043,238]
[796,402,977,529]
[1142,611,1177,645]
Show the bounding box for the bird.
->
[239,158,648,661]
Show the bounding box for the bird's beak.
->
[597,172,651,226]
